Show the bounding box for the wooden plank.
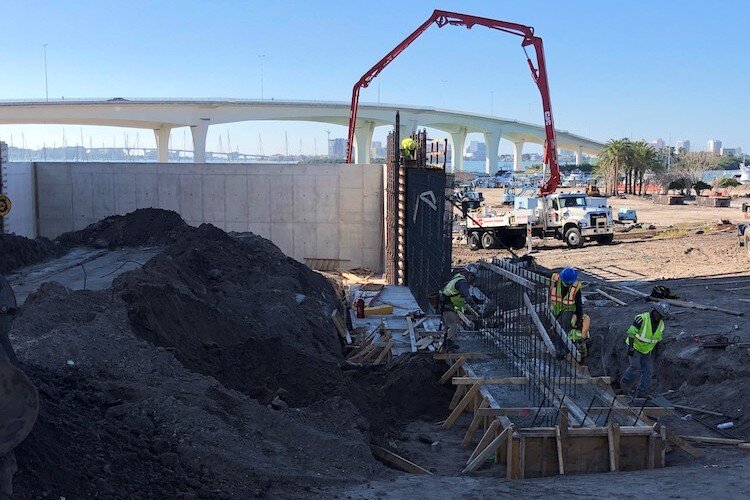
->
[439,356,466,384]
[671,404,728,418]
[362,341,385,363]
[406,315,417,353]
[648,431,655,469]
[370,446,432,475]
[506,425,516,479]
[523,292,557,354]
[681,435,746,445]
[467,418,501,464]
[373,339,393,364]
[594,288,628,306]
[452,377,528,385]
[555,426,565,475]
[463,425,512,473]
[474,406,670,418]
[665,430,702,458]
[452,376,612,386]
[456,310,474,327]
[608,423,620,471]
[519,435,526,480]
[480,261,535,289]
[449,384,466,410]
[606,284,743,316]
[443,384,481,429]
[346,343,376,362]
[462,400,490,448]
[433,352,489,360]
[330,310,353,344]
[557,406,569,475]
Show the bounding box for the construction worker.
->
[620,305,667,397]
[549,267,589,358]
[400,137,417,160]
[440,264,482,351]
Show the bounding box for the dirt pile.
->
[0,234,63,274]
[113,221,343,406]
[57,208,190,249]
[6,209,451,498]
[10,283,378,499]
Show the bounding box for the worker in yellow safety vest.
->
[620,305,666,397]
[549,267,590,358]
[440,264,482,351]
[400,137,417,160]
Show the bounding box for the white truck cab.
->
[465,192,615,250]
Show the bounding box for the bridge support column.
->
[190,119,210,163]
[575,146,583,166]
[153,126,172,162]
[354,120,375,164]
[450,127,467,173]
[512,140,525,172]
[483,130,501,174]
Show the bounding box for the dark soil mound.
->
[6,210,453,497]
[0,234,63,274]
[56,208,189,249]
[10,283,378,499]
[114,223,343,407]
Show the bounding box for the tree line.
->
[595,138,745,196]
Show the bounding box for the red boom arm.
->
[345,10,560,195]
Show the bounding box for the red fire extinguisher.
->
[355,298,365,319]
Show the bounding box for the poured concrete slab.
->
[6,246,162,304]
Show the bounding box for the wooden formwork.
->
[652,194,685,205]
[696,196,731,208]
[437,355,668,479]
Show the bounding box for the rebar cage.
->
[466,257,641,428]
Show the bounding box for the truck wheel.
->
[468,232,481,251]
[597,233,614,245]
[481,232,496,250]
[564,227,583,248]
[746,233,750,255]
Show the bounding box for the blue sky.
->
[0,0,747,155]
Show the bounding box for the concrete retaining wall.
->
[8,162,384,271]
[1,162,36,238]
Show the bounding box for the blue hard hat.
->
[560,267,578,285]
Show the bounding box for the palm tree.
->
[599,139,632,195]
[630,141,659,195]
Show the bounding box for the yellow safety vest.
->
[625,312,664,355]
[442,273,466,313]
[549,273,580,315]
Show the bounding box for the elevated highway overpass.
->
[0,99,604,171]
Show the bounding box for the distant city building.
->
[328,138,347,159]
[720,146,742,157]
[675,140,690,153]
[651,138,665,150]
[370,140,386,158]
[465,140,486,159]
[707,139,722,154]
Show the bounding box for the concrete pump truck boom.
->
[343,10,614,250]
[344,9,561,196]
